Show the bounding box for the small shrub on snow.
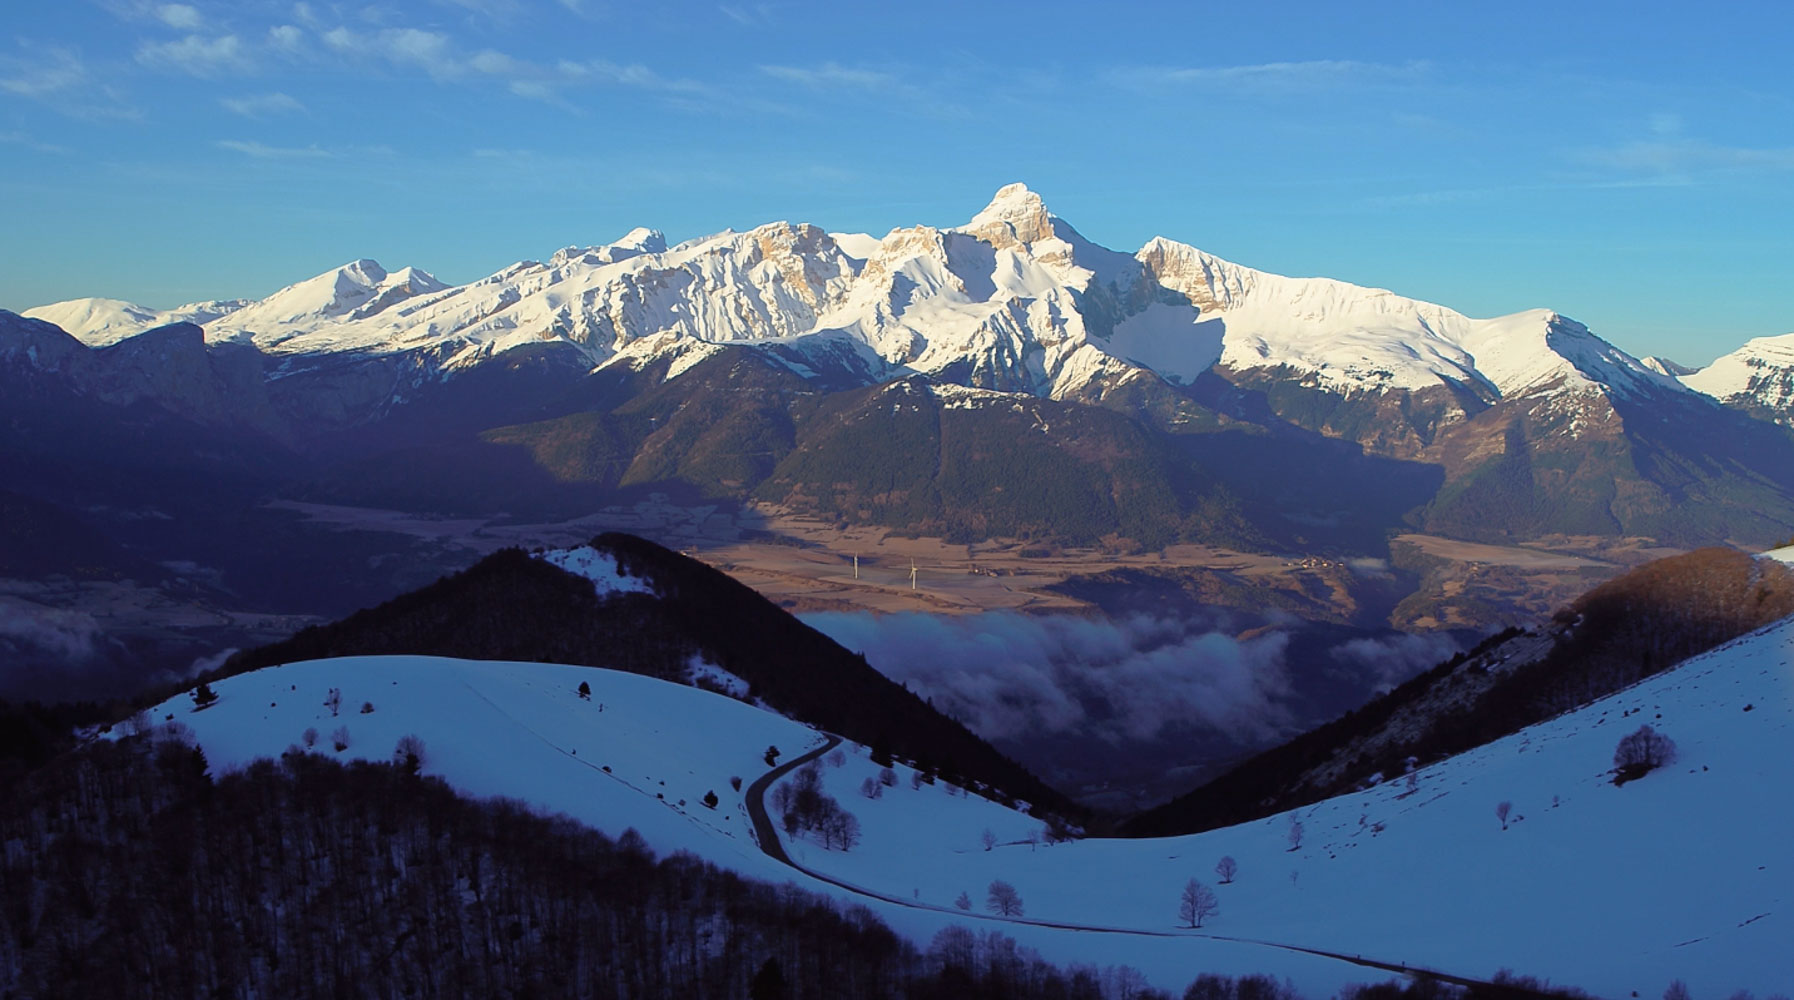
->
[1613,724,1677,785]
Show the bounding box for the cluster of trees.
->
[3,727,1698,1000]
[1338,968,1608,1000]
[860,767,898,799]
[1,732,1345,1000]
[208,536,1081,825]
[773,762,861,850]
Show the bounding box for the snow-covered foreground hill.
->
[135,655,1364,994]
[788,616,1794,998]
[134,613,1794,996]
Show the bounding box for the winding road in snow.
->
[743,732,846,866]
[743,733,1506,992]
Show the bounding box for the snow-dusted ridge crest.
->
[21,183,1690,405]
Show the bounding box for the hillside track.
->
[744,735,1535,995]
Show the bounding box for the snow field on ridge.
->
[536,544,655,596]
[135,655,805,880]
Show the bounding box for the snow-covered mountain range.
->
[8,184,1794,559]
[17,183,1757,413]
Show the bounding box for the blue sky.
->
[2,1,1790,363]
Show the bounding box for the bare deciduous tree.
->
[1496,800,1512,830]
[1614,725,1677,784]
[1662,981,1691,1000]
[1215,856,1238,884]
[392,734,426,775]
[1179,878,1219,928]
[980,828,998,852]
[985,879,1023,916]
[878,766,897,787]
[331,726,350,752]
[302,727,319,749]
[953,891,971,910]
[324,688,342,717]
[860,776,883,799]
[1287,817,1304,852]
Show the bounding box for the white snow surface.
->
[1683,331,1794,416]
[21,184,1688,409]
[22,296,249,347]
[783,617,1794,998]
[535,545,655,596]
[126,613,1794,997]
[1763,546,1794,566]
[133,656,1365,994]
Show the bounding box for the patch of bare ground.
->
[1389,533,1684,631]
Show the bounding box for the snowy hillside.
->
[132,656,1370,994]
[128,603,1794,998]
[784,615,1794,998]
[1684,331,1794,421]
[21,184,1692,410]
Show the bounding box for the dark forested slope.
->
[1125,547,1794,836]
[217,533,1077,818]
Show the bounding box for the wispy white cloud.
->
[137,33,254,76]
[761,62,898,91]
[1112,59,1430,96]
[215,138,330,158]
[0,47,140,119]
[0,48,89,98]
[559,57,709,94]
[268,24,306,54]
[719,3,775,26]
[221,91,305,117]
[321,25,504,81]
[435,0,522,18]
[469,49,523,75]
[758,60,960,118]
[0,130,70,154]
[1580,137,1794,175]
[156,3,203,29]
[1357,177,1691,211]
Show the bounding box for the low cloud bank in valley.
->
[0,598,103,662]
[801,611,1294,744]
[1329,631,1464,692]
